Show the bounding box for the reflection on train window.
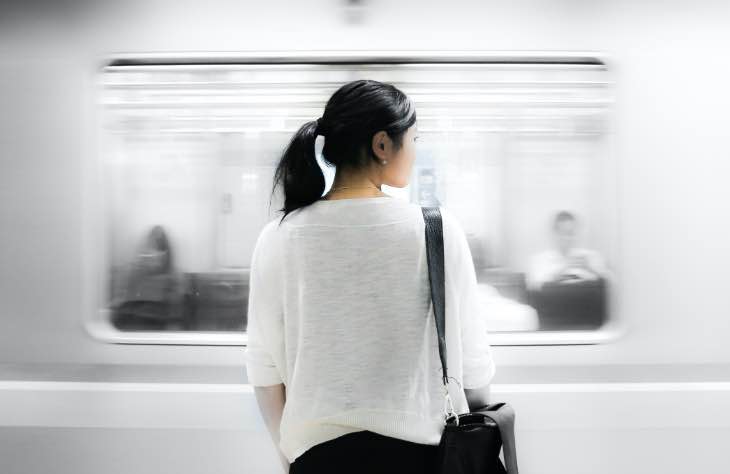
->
[100,59,613,333]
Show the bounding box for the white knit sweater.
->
[244,195,497,463]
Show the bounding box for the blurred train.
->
[1,1,729,473]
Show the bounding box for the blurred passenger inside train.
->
[526,210,609,292]
[110,225,184,331]
[525,210,610,329]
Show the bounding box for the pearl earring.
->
[382,160,388,165]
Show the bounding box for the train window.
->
[90,53,617,345]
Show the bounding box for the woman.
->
[244,79,497,473]
[111,225,182,331]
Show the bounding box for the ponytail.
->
[271,119,325,226]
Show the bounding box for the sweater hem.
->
[280,408,444,464]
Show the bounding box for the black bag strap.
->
[421,206,449,387]
[422,206,519,474]
[422,206,460,423]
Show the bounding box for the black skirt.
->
[289,430,439,474]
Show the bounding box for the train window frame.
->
[82,50,626,347]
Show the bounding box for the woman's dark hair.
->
[270,79,417,225]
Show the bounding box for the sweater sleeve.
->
[244,221,285,387]
[442,207,497,389]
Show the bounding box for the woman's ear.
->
[371,131,389,160]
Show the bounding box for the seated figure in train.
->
[525,211,610,329]
[110,225,184,331]
[526,210,609,291]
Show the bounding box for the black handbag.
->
[421,206,519,474]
